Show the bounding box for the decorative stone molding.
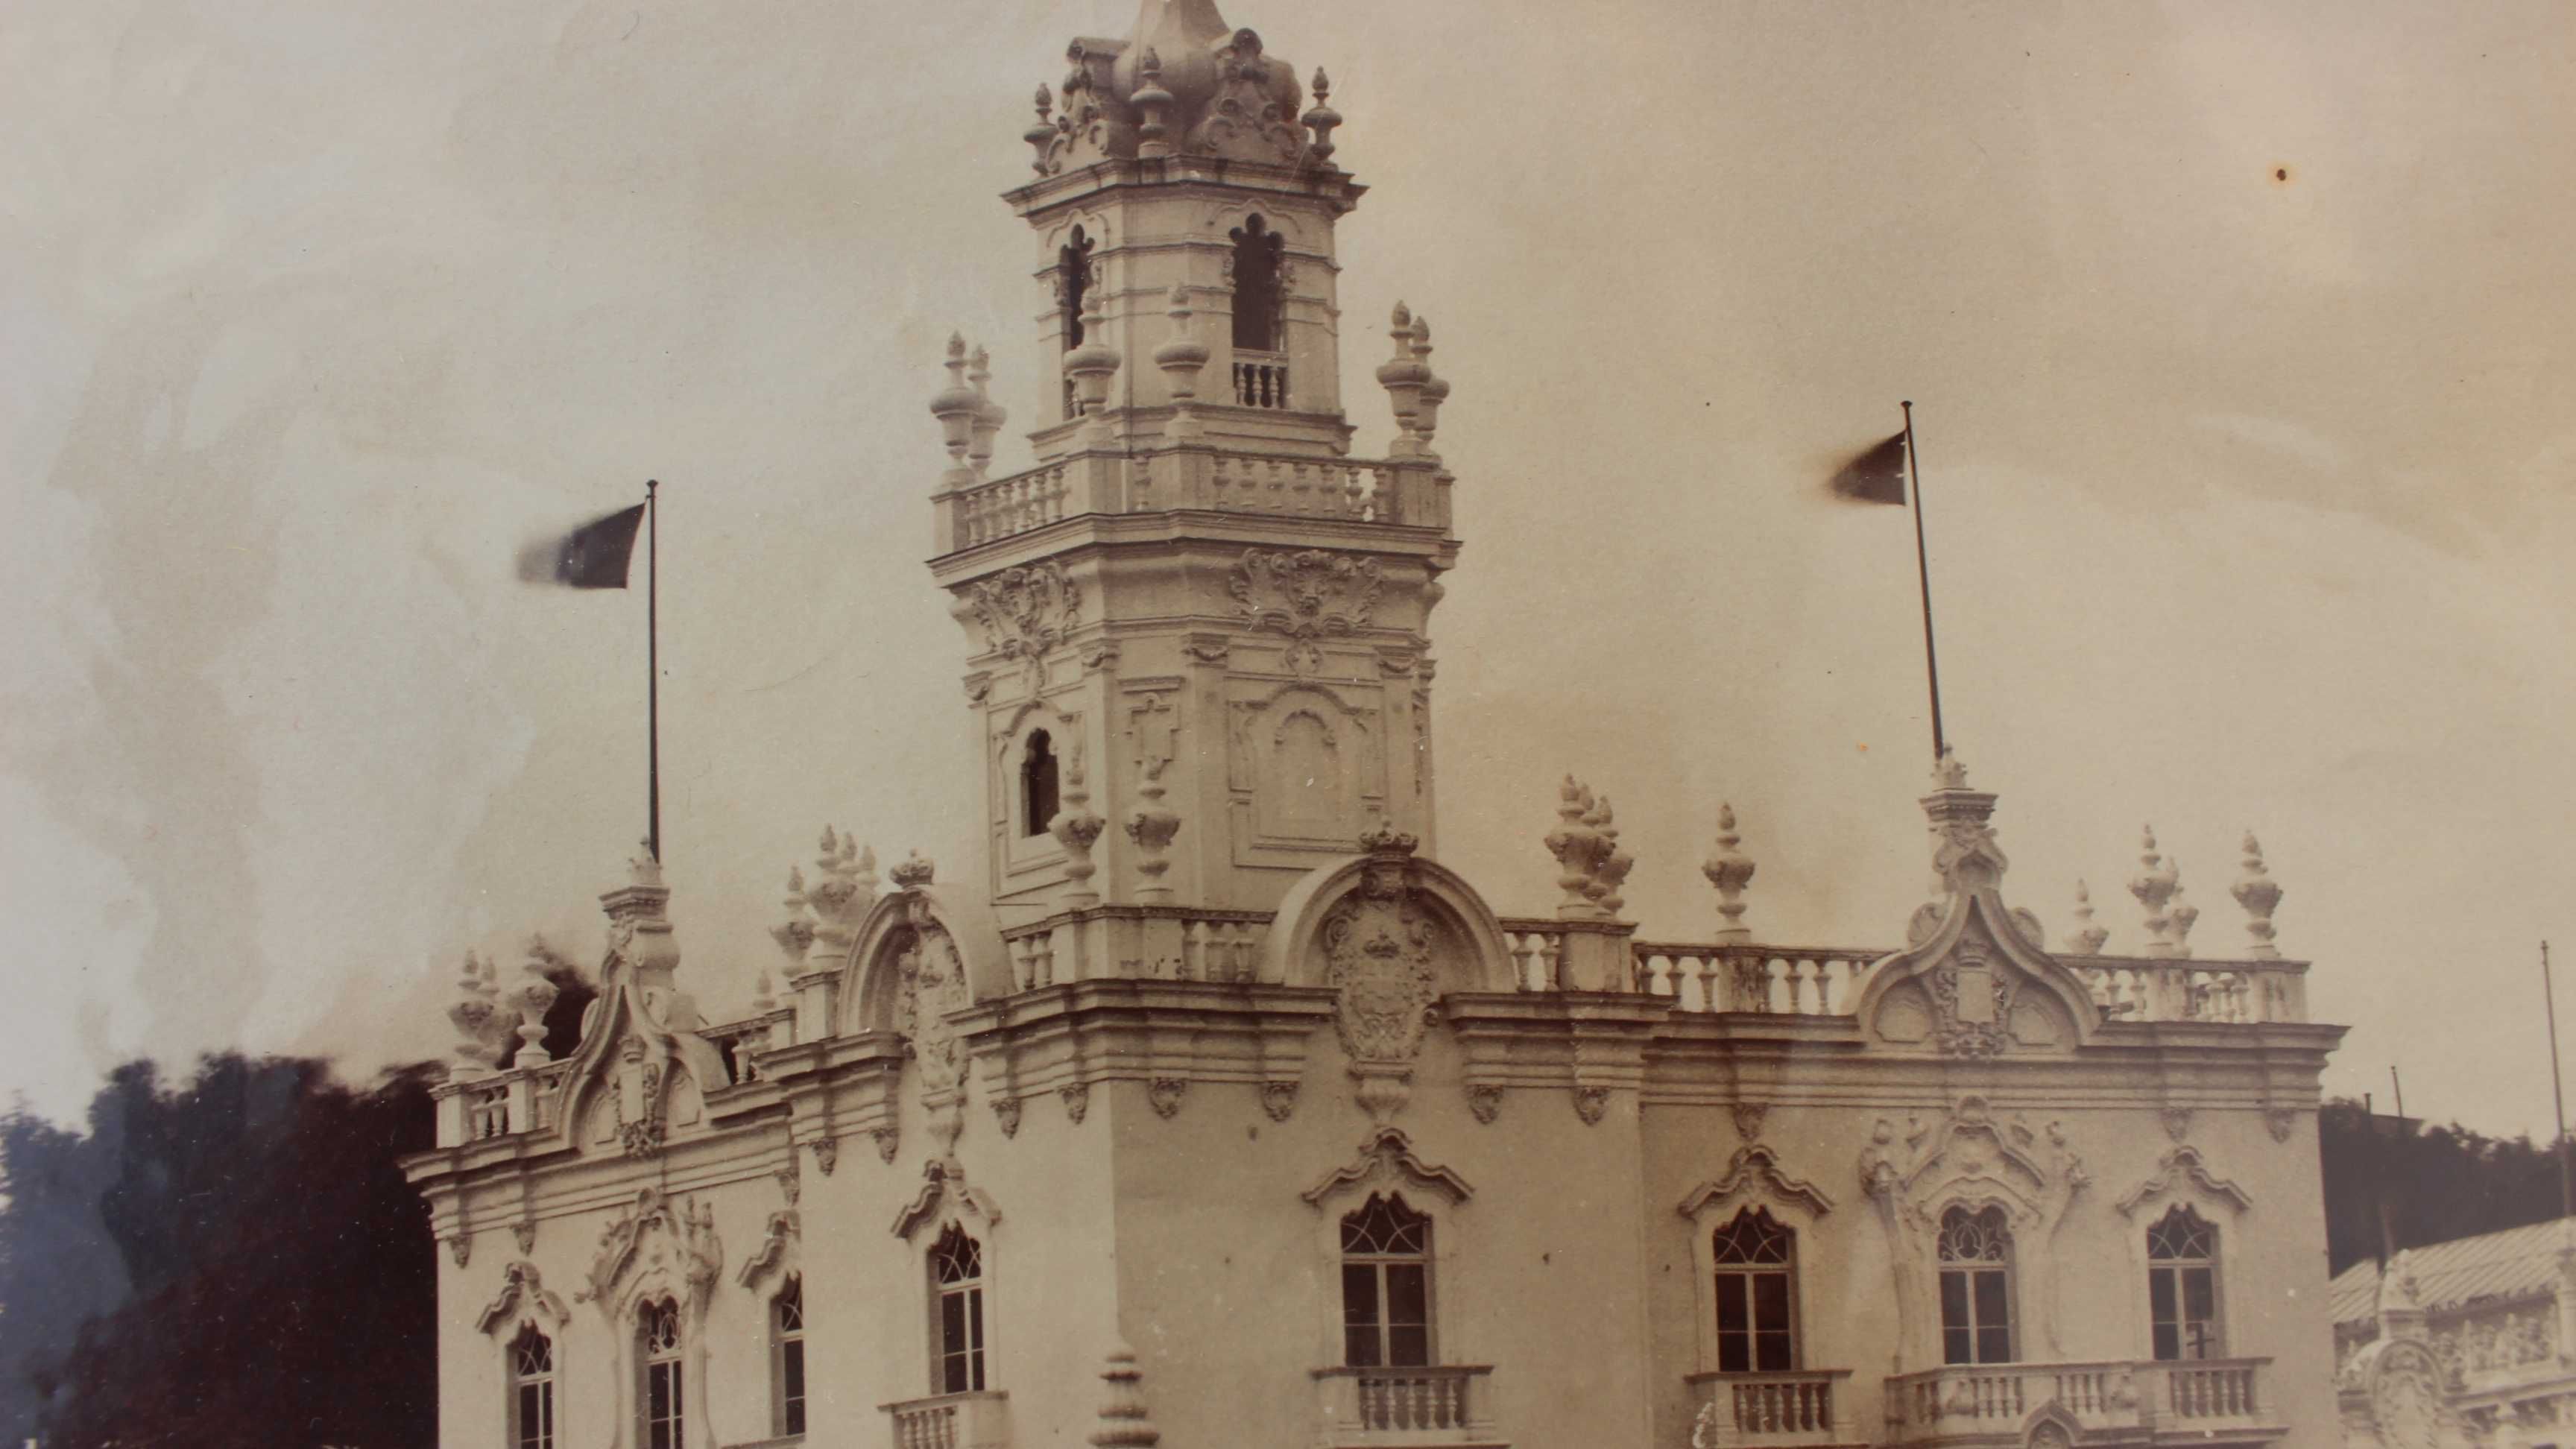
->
[1466,1084,1503,1125]
[476,1260,569,1333]
[1322,827,1445,1121]
[811,1137,838,1176]
[2266,1108,2302,1144]
[736,1210,800,1289]
[1092,1342,1162,1447]
[891,1158,1001,1241]
[1149,1077,1188,1119]
[1302,1126,1473,1208]
[511,1219,537,1256]
[1573,1086,1612,1126]
[575,1187,723,1312]
[994,1096,1023,1139]
[1231,547,1382,675]
[1261,1080,1300,1123]
[1061,1080,1091,1124]
[2067,880,2111,955]
[1678,1144,1835,1222]
[2116,1145,2253,1218]
[872,1126,900,1164]
[1731,1102,1770,1143]
[774,1164,800,1207]
[2234,832,2285,959]
[552,856,730,1160]
[2160,1107,2194,1143]
[967,561,1082,662]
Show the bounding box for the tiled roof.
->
[2329,1217,2575,1327]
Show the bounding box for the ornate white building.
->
[2334,1222,2576,1449]
[406,4,2349,1447]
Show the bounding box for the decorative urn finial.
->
[929,333,980,477]
[1409,313,1450,451]
[1063,294,1123,440]
[890,850,937,891]
[1049,737,1109,908]
[1131,47,1175,158]
[2232,831,2283,959]
[966,346,1006,479]
[1301,66,1342,164]
[1544,774,1609,920]
[511,941,561,1068]
[1152,284,1210,441]
[1376,303,1430,452]
[1702,802,1756,943]
[2067,880,2110,955]
[2130,826,2181,958]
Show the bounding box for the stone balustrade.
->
[1311,1364,1499,1446]
[702,1014,783,1085]
[1632,945,1878,1016]
[935,446,1452,552]
[2070,956,2308,1024]
[1685,1368,1857,1447]
[1232,351,1292,408]
[1884,1359,2273,1447]
[880,1389,1011,1449]
[433,1058,578,1147]
[1000,909,1272,990]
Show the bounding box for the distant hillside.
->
[2320,1095,2571,1276]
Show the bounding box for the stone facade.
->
[404,4,2349,1447]
[2333,1223,2576,1449]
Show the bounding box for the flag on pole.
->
[1830,429,1910,505]
[518,503,647,588]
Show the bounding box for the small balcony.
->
[1311,1365,1507,1447]
[880,1389,1009,1449]
[1686,1370,1862,1448]
[1884,1359,2279,1448]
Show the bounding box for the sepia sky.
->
[6,0,2575,1135]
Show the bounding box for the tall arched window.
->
[2147,1206,2222,1360]
[637,1299,684,1449]
[1937,1206,2015,1365]
[772,1274,807,1436]
[1229,215,1285,352]
[509,1324,555,1449]
[1712,1207,1798,1372]
[1340,1193,1433,1368]
[1021,729,1061,838]
[930,1224,988,1394]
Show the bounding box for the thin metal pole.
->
[2390,1065,2405,1121]
[2546,941,2572,1217]
[1900,400,1946,763]
[646,479,660,866]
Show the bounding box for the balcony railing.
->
[1687,1370,1857,1447]
[1313,1364,1501,1445]
[1885,1359,2275,1446]
[432,1058,577,1146]
[935,446,1451,552]
[1233,352,1291,408]
[1631,946,1878,1015]
[880,1389,1009,1449]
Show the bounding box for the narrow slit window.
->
[1021,729,1060,838]
[773,1274,806,1436]
[640,1298,684,1449]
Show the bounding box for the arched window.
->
[1937,1205,2015,1366]
[1340,1193,1433,1368]
[509,1323,555,1449]
[1021,729,1061,838]
[772,1274,807,1436]
[639,1298,684,1449]
[2147,1206,2222,1360]
[1711,1207,1798,1372]
[1059,227,1094,418]
[930,1224,988,1394]
[1229,215,1285,353]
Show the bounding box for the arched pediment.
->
[2117,1144,2253,1218]
[1679,1143,1835,1224]
[834,883,1008,1037]
[1302,1126,1473,1210]
[1261,839,1514,994]
[553,868,731,1159]
[476,1260,569,1335]
[1850,891,2100,1057]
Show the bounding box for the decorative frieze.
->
[1231,547,1382,675]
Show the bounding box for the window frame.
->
[929,1221,989,1395]
[639,1296,686,1449]
[2146,1205,2224,1362]
[1710,1206,1801,1374]
[508,1322,556,1449]
[1339,1192,1438,1369]
[1227,213,1288,356]
[1020,729,1060,840]
[771,1272,807,1436]
[1936,1205,2018,1366]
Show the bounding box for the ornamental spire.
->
[2065,880,2109,956]
[2232,831,2284,959]
[2130,826,2181,958]
[1702,802,1755,943]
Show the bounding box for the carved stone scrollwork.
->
[1301,1126,1473,1208]
[2160,1107,2194,1143]
[1261,1081,1300,1123]
[1326,829,1441,1121]
[871,1126,900,1164]
[809,1137,838,1176]
[1731,1102,1770,1143]
[1231,548,1382,675]
[1466,1085,1503,1125]
[1061,1080,1091,1124]
[1573,1087,1612,1126]
[1857,1098,2089,1363]
[2266,1108,2301,1143]
[1928,921,2018,1058]
[447,1235,471,1268]
[511,1219,538,1255]
[994,1096,1023,1139]
[476,1260,570,1333]
[1149,1078,1188,1119]
[966,560,1082,662]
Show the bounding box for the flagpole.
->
[1901,400,1946,763]
[2545,940,2572,1217]
[646,479,661,866]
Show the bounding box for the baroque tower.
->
[928,0,1456,941]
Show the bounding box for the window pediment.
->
[1678,1143,1834,1224]
[477,1260,569,1335]
[1304,1126,1472,1210]
[2118,1144,2253,1219]
[892,1158,1002,1241]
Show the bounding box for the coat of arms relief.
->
[1325,827,1442,1120]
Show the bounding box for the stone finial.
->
[1025,84,1058,172]
[1933,748,1969,792]
[1131,48,1174,157]
[770,866,815,972]
[2066,880,2110,955]
[2168,865,2199,958]
[1125,758,1182,903]
[1064,293,1123,439]
[447,951,505,1078]
[1359,816,1419,856]
[929,332,979,474]
[1544,775,1611,920]
[1409,314,1450,452]
[1301,66,1341,165]
[1589,795,1635,918]
[1702,803,1756,943]
[1152,284,1210,441]
[2130,826,2181,959]
[1049,736,1109,908]
[2232,831,2283,959]
[890,850,937,890]
[511,941,561,1068]
[1375,303,1430,452]
[805,828,871,956]
[966,346,1006,479]
[1089,1343,1161,1448]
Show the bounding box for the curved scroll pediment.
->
[476,1260,569,1334]
[1852,892,2100,1058]
[1263,844,1515,994]
[835,883,1008,1038]
[1679,1143,1834,1222]
[1302,1126,1473,1209]
[2117,1144,2253,1217]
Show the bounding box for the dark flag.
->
[518,503,647,587]
[1831,429,1910,505]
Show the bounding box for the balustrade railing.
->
[1686,1370,1853,1446]
[1885,1359,2273,1445]
[1000,912,1272,991]
[465,1084,511,1140]
[702,1016,780,1086]
[1501,924,1570,991]
[936,447,1449,552]
[2071,957,2307,1024]
[1313,1364,1495,1445]
[880,1389,1009,1449]
[1632,946,1877,1015]
[1233,353,1291,408]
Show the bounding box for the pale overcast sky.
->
[5,0,2573,1134]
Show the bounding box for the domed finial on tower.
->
[1703,803,1756,943]
[1376,302,1430,455]
[2130,826,2181,958]
[2232,830,2284,959]
[1302,66,1342,165]
[967,346,1006,479]
[930,333,980,480]
[1132,48,1175,159]
[1153,284,1210,442]
[2066,880,2110,955]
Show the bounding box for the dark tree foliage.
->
[2319,1095,2572,1276]
[0,1052,440,1448]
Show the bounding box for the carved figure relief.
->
[1231,548,1382,675]
[966,561,1082,662]
[900,914,973,1103]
